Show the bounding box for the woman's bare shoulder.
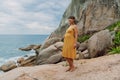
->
[73,25,78,29]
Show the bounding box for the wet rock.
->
[19,44,41,51]
[0,61,17,72]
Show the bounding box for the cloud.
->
[25,22,55,34]
[0,0,71,34]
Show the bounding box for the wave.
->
[0,52,35,66]
[0,52,35,75]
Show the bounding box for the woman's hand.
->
[74,43,77,49]
[61,36,65,42]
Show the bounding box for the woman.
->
[62,16,78,72]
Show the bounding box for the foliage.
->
[108,32,120,54]
[77,34,90,43]
[107,20,120,31]
[113,31,120,46]
[109,46,120,54]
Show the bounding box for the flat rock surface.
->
[0,54,120,80]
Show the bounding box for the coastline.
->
[0,35,48,72]
[0,52,35,73]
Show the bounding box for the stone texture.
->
[36,42,63,65]
[39,37,61,51]
[1,54,120,80]
[19,56,36,67]
[0,61,17,72]
[46,53,63,64]
[49,0,120,38]
[88,29,112,58]
[81,50,90,59]
[78,41,88,52]
[54,42,63,51]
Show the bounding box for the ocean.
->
[0,35,48,67]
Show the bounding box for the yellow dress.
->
[62,25,76,59]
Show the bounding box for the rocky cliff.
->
[49,0,120,38]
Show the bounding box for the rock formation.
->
[49,0,120,38]
[0,61,17,72]
[36,42,64,65]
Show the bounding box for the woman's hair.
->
[68,16,75,20]
[68,16,78,24]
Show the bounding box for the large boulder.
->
[42,53,63,64]
[0,61,17,72]
[49,0,120,38]
[38,37,61,52]
[36,42,63,65]
[88,29,112,58]
[54,42,64,51]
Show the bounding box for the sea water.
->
[0,35,48,67]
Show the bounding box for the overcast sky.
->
[0,0,71,35]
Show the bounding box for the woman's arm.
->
[61,35,65,42]
[74,25,78,48]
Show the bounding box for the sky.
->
[0,0,71,35]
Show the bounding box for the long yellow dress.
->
[62,25,76,59]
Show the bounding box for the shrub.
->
[109,46,120,54]
[77,35,90,43]
[113,31,120,46]
[107,20,120,31]
[108,32,120,54]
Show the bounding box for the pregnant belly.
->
[65,33,71,38]
[65,33,74,39]
[64,33,75,46]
